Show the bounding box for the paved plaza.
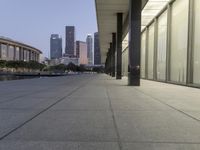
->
[0,74,200,150]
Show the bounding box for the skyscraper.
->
[86,34,93,65]
[65,26,75,57]
[76,41,88,65]
[94,32,101,65]
[50,34,62,59]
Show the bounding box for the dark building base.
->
[128,72,140,86]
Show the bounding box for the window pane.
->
[8,46,14,60]
[20,48,24,60]
[122,33,129,77]
[147,23,155,79]
[157,11,167,81]
[15,47,20,60]
[170,0,189,83]
[193,0,200,84]
[1,44,7,60]
[24,50,27,61]
[122,48,128,76]
[26,50,30,61]
[141,31,146,78]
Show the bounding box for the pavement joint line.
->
[0,77,78,104]
[0,108,110,111]
[133,88,200,123]
[120,140,200,144]
[2,139,200,144]
[105,81,123,150]
[2,139,120,143]
[0,77,91,141]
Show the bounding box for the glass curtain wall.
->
[147,23,155,79]
[23,50,27,61]
[15,47,20,60]
[193,0,200,84]
[26,50,30,61]
[8,46,14,60]
[1,44,7,60]
[122,33,129,76]
[141,31,146,78]
[170,0,189,83]
[122,48,128,76]
[157,11,167,81]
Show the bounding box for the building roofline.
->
[0,36,42,54]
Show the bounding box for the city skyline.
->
[0,0,97,58]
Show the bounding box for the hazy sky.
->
[0,0,97,58]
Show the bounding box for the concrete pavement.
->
[0,74,200,149]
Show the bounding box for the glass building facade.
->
[120,0,200,87]
[141,31,146,78]
[193,0,200,85]
[0,37,41,62]
[147,23,155,80]
[157,11,167,81]
[170,0,189,83]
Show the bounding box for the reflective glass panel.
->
[170,0,189,83]
[147,23,155,79]
[193,0,200,84]
[157,11,167,81]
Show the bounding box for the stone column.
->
[111,33,116,77]
[116,13,123,79]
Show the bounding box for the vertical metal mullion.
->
[187,0,194,85]
[166,4,172,82]
[145,28,149,79]
[154,18,158,81]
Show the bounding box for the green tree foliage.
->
[0,60,7,68]
[49,64,68,73]
[77,64,86,72]
[93,66,104,73]
[67,62,77,72]
[0,60,46,71]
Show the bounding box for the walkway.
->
[0,74,200,150]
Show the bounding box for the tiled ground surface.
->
[0,74,200,150]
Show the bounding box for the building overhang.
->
[95,0,171,63]
[95,0,148,63]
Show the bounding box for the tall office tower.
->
[86,34,93,65]
[94,32,101,65]
[76,41,88,65]
[50,34,62,59]
[65,26,75,57]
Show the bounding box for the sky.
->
[0,0,97,58]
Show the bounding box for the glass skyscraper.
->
[76,41,88,65]
[94,32,101,65]
[65,26,75,57]
[50,34,62,59]
[86,34,93,65]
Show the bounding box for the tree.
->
[67,62,77,72]
[93,66,104,73]
[77,64,86,72]
[49,64,67,73]
[0,60,46,72]
[0,60,7,68]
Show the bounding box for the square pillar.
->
[116,13,123,79]
[111,33,116,77]
[108,47,112,76]
[128,0,141,86]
